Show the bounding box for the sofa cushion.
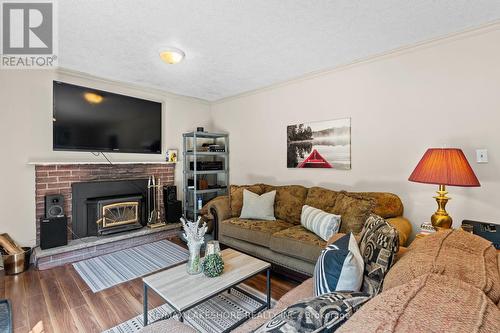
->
[349,192,404,218]
[279,278,314,305]
[337,273,500,333]
[358,214,399,296]
[254,291,371,333]
[262,184,308,225]
[304,186,340,213]
[304,188,403,220]
[220,218,294,248]
[383,229,500,304]
[270,225,326,263]
[230,184,264,217]
[334,192,375,234]
[231,299,292,333]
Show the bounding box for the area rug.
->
[73,240,188,292]
[0,300,12,333]
[103,284,276,333]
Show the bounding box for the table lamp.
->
[408,148,480,229]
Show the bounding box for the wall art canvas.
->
[287,118,351,169]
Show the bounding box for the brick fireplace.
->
[34,163,174,245]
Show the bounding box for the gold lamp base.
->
[430,184,453,229]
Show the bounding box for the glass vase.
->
[205,240,221,256]
[186,242,203,275]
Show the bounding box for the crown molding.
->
[55,67,210,105]
[212,20,500,105]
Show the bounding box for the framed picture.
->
[287,118,351,169]
[167,149,178,163]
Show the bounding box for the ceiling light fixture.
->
[159,47,185,64]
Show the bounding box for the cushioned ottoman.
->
[220,218,294,247]
[270,226,326,263]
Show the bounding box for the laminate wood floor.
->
[0,238,300,333]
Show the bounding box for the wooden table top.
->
[142,248,271,312]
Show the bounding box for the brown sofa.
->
[139,230,500,333]
[204,184,412,276]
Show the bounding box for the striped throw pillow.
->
[314,233,364,296]
[301,205,341,241]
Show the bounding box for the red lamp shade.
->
[409,148,480,187]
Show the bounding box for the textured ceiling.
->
[59,0,500,101]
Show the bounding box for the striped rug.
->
[103,284,276,333]
[73,240,188,293]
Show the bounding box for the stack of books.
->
[419,222,437,236]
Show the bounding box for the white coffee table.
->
[142,248,271,330]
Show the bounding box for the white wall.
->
[0,69,210,246]
[2,24,500,246]
[211,26,500,237]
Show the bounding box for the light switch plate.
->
[476,149,488,163]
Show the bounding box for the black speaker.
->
[163,185,177,203]
[40,216,68,250]
[165,201,182,223]
[45,194,64,218]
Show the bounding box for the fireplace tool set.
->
[147,176,166,229]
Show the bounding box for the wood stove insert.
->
[72,179,150,238]
[87,195,143,236]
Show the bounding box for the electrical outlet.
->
[476,149,488,163]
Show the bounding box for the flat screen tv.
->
[53,81,162,154]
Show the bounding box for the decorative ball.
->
[203,254,224,277]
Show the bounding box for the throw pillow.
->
[332,192,375,234]
[358,214,399,296]
[253,291,371,333]
[239,189,276,220]
[301,205,341,241]
[314,233,364,296]
[230,184,265,217]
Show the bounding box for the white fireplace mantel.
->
[27,160,176,165]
